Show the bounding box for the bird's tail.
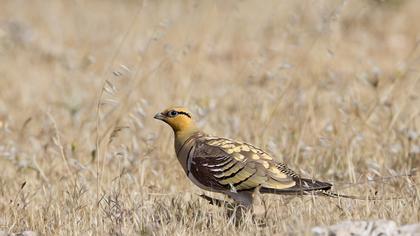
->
[318,189,374,200]
[318,189,403,200]
[260,178,332,195]
[260,178,402,200]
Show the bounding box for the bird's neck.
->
[174,128,200,154]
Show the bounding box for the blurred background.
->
[0,0,419,235]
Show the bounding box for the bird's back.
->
[178,134,332,195]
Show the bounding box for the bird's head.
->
[154,107,197,133]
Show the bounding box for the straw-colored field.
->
[0,0,419,235]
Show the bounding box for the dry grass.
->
[0,0,419,235]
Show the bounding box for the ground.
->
[0,0,419,235]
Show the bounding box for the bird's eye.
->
[168,110,178,117]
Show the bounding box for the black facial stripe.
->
[178,111,191,118]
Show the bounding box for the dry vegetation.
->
[0,0,419,235]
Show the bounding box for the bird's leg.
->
[251,186,267,227]
[226,191,253,207]
[226,203,254,227]
[198,193,251,225]
[198,194,230,207]
[222,191,254,226]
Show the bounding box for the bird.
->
[154,106,366,207]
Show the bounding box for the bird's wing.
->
[188,136,299,192]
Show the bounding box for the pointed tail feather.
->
[260,177,402,200]
[318,189,403,200]
[319,189,373,199]
[260,178,332,195]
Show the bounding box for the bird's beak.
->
[154,112,165,120]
